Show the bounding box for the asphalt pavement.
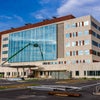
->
[0,79,100,100]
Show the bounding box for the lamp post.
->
[33,43,44,61]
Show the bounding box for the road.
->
[0,79,100,100]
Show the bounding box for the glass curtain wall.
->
[8,24,57,62]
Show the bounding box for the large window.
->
[66,24,70,29]
[71,23,76,28]
[84,50,89,55]
[84,40,90,45]
[87,71,95,76]
[87,71,100,76]
[85,59,90,63]
[66,33,70,38]
[84,21,89,26]
[78,50,83,55]
[84,30,89,35]
[66,51,70,56]
[8,24,57,62]
[72,42,76,46]
[66,42,70,47]
[96,71,100,76]
[78,32,82,36]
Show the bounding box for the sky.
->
[0,0,100,31]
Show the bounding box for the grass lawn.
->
[0,83,38,90]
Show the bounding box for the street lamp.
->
[33,43,44,61]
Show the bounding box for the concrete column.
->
[22,68,25,77]
[17,68,19,77]
[42,71,44,76]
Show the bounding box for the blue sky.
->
[0,0,100,31]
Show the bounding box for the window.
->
[3,37,8,41]
[84,21,89,26]
[59,61,63,64]
[40,71,43,76]
[84,40,90,45]
[84,71,86,76]
[14,72,17,76]
[66,61,71,64]
[66,42,70,47]
[75,71,79,76]
[80,22,82,26]
[71,23,76,28]
[24,72,26,76]
[66,52,70,56]
[92,31,96,37]
[72,42,76,46]
[66,33,70,38]
[78,50,83,55]
[72,51,76,56]
[92,40,98,47]
[85,59,90,63]
[78,32,82,36]
[84,30,89,35]
[87,71,100,76]
[99,27,100,31]
[78,41,82,46]
[43,62,48,65]
[91,21,98,29]
[87,71,95,76]
[66,24,70,29]
[84,50,89,55]
[92,50,96,55]
[3,44,8,48]
[2,58,7,61]
[72,60,76,64]
[97,52,100,56]
[73,32,76,37]
[9,24,57,63]
[54,62,58,64]
[97,34,100,39]
[96,71,100,76]
[2,51,8,54]
[7,72,10,76]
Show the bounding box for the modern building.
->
[0,14,100,79]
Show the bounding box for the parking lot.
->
[0,79,100,100]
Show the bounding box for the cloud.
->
[0,15,24,22]
[13,15,24,22]
[0,15,12,20]
[34,14,44,20]
[0,15,25,31]
[57,0,99,18]
[31,9,53,20]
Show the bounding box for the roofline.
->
[0,14,75,34]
